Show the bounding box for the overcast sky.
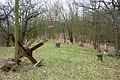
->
[0,0,110,5]
[0,0,5,3]
[0,0,64,4]
[0,0,88,4]
[0,0,111,17]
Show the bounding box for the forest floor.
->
[0,41,120,80]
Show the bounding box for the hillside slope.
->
[0,42,120,80]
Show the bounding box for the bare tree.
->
[0,1,14,46]
[19,0,46,43]
[74,0,120,55]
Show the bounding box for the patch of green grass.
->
[0,41,120,80]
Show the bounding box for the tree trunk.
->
[6,17,10,47]
[20,21,28,44]
[115,29,119,56]
[6,38,10,47]
[69,32,73,43]
[63,28,66,43]
[68,28,73,43]
[15,0,19,57]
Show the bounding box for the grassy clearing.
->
[0,41,120,80]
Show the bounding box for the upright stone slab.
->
[41,36,46,43]
[56,41,61,47]
[104,42,109,54]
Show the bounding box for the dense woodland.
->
[0,0,120,55]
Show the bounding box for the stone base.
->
[1,58,19,72]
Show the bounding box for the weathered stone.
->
[104,42,109,54]
[41,36,47,43]
[56,42,61,47]
[1,58,19,72]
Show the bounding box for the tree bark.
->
[115,29,119,55]
[15,0,19,57]
[63,28,66,43]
